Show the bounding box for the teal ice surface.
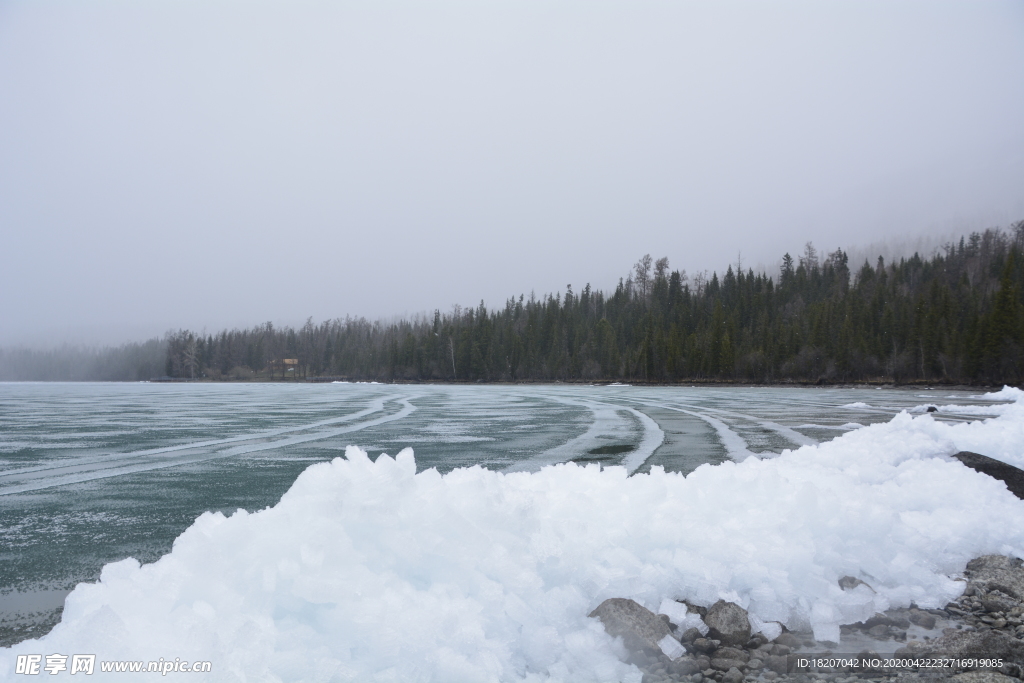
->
[0,382,998,644]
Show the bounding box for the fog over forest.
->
[3,224,1022,385]
[1,1,1022,348]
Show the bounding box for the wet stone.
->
[746,635,768,650]
[714,647,749,663]
[589,597,674,658]
[681,628,704,643]
[982,594,1018,614]
[692,638,719,654]
[767,655,790,675]
[774,633,803,649]
[706,601,752,647]
[966,555,1024,602]
[838,576,873,591]
[951,673,1020,683]
[672,658,701,676]
[910,611,937,629]
[711,658,748,672]
[723,667,744,683]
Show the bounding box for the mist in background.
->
[1,0,1022,347]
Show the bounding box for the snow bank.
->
[3,390,1024,681]
[974,385,1024,402]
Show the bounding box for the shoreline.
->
[608,556,1024,683]
[143,378,1006,390]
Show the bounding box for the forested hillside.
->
[0,339,165,382]
[163,224,1024,385]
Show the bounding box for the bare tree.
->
[634,254,653,300]
[800,242,819,272]
[693,270,707,296]
[449,336,457,379]
[183,335,199,380]
[654,256,669,281]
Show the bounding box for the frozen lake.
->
[0,382,1004,646]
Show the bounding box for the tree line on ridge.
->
[160,224,1024,385]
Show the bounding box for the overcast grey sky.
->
[1,0,1022,346]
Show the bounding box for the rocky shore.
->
[590,556,1024,683]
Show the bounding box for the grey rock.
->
[672,658,702,676]
[951,452,1024,500]
[863,612,910,629]
[633,651,653,667]
[723,667,744,683]
[951,673,1019,683]
[773,633,803,649]
[683,601,708,618]
[589,598,675,657]
[867,624,890,638]
[711,658,747,672]
[681,627,704,643]
[838,576,874,592]
[705,601,752,647]
[767,655,790,675]
[981,594,1018,614]
[692,638,718,654]
[910,611,937,629]
[895,629,1024,665]
[770,644,791,656]
[714,647,750,663]
[696,656,711,670]
[966,556,1024,602]
[746,658,764,670]
[744,634,768,650]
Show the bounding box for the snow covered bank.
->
[3,390,1024,681]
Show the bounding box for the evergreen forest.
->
[157,224,1024,385]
